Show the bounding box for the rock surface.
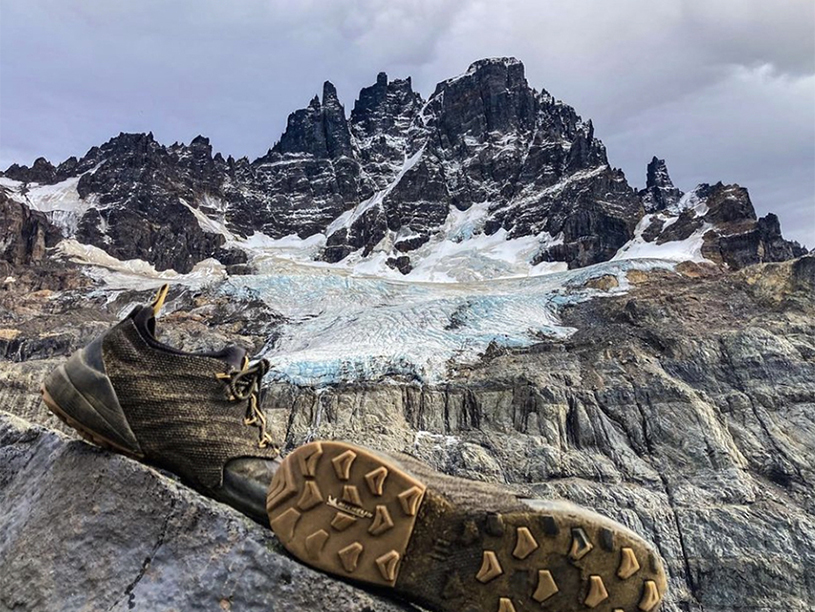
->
[1,256,813,611]
[0,191,61,266]
[257,257,815,612]
[0,411,412,612]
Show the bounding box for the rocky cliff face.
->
[1,58,804,274]
[0,191,61,266]
[259,257,815,612]
[621,165,807,270]
[0,412,410,612]
[1,255,813,611]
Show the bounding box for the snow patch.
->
[669,190,709,217]
[181,198,233,240]
[0,177,23,189]
[55,239,226,290]
[3,175,98,235]
[613,215,713,263]
[329,145,425,234]
[396,202,566,283]
[247,232,329,269]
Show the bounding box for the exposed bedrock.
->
[0,412,411,612]
[1,257,813,611]
[256,257,815,612]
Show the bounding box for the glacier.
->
[54,235,676,386]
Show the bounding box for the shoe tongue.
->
[216,345,248,369]
[132,304,160,339]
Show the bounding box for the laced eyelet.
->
[216,359,277,455]
[259,432,277,450]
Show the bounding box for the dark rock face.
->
[697,184,807,269]
[350,73,423,186]
[70,132,230,272]
[625,173,806,271]
[274,82,354,160]
[0,192,61,265]
[244,80,366,240]
[0,412,410,612]
[329,59,643,270]
[756,213,808,261]
[2,157,58,184]
[386,255,412,274]
[639,157,683,212]
[1,58,804,274]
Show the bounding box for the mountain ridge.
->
[1,57,806,275]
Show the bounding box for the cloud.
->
[1,0,812,244]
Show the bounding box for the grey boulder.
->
[0,412,411,612]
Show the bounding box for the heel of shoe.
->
[266,441,427,588]
[42,337,143,458]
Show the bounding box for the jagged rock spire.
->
[350,71,422,138]
[272,81,353,159]
[640,156,683,212]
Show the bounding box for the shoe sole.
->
[267,441,667,612]
[41,385,144,460]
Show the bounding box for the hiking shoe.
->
[267,441,668,612]
[41,284,281,524]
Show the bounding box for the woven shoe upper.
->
[100,305,280,492]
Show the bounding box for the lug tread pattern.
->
[475,550,504,584]
[464,512,666,612]
[266,441,426,587]
[267,442,667,611]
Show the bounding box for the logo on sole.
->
[326,495,374,519]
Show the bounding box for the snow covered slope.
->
[0,175,99,235]
[55,235,675,385]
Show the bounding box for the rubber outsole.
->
[42,385,277,527]
[267,441,667,612]
[40,385,144,460]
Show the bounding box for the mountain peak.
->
[467,56,523,73]
[646,157,675,190]
[190,135,211,148]
[272,80,352,159]
[322,81,339,103]
[350,69,421,133]
[437,56,527,93]
[640,156,683,212]
[1,57,804,278]
[2,157,57,183]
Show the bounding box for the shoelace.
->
[216,358,278,451]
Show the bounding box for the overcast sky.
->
[1,0,813,245]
